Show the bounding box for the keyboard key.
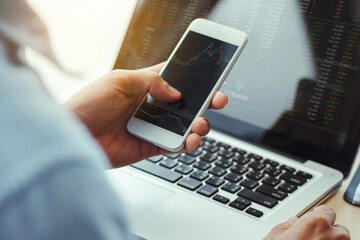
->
[209,166,227,177]
[257,185,288,200]
[147,156,163,163]
[264,159,279,167]
[238,188,278,208]
[262,176,281,187]
[246,171,265,181]
[187,148,203,157]
[230,165,249,175]
[178,177,202,191]
[206,176,225,187]
[194,161,211,171]
[166,154,180,159]
[221,182,241,193]
[132,161,182,183]
[240,178,259,189]
[278,182,297,193]
[233,156,251,165]
[203,145,220,153]
[216,159,233,168]
[200,153,218,162]
[179,155,196,165]
[160,159,178,169]
[232,148,247,155]
[190,170,209,181]
[246,208,263,218]
[281,172,306,186]
[217,142,231,149]
[203,137,215,144]
[229,201,247,211]
[197,184,218,197]
[249,161,266,171]
[234,196,251,207]
[224,172,243,183]
[296,171,313,179]
[213,194,230,204]
[264,167,282,177]
[219,150,234,159]
[248,153,263,161]
[280,165,296,173]
[175,164,193,175]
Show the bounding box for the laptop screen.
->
[114,0,360,177]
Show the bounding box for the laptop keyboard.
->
[131,137,313,218]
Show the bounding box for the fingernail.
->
[168,85,181,96]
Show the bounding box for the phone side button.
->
[131,161,182,183]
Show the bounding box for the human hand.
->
[264,205,350,240]
[65,63,228,167]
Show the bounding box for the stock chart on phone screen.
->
[134,31,237,135]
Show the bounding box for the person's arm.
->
[264,205,350,240]
[65,63,228,167]
[65,65,350,240]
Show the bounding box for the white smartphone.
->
[127,18,247,152]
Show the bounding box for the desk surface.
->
[326,154,360,239]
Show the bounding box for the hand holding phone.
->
[127,18,247,152]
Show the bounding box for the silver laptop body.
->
[107,131,342,240]
[107,0,360,239]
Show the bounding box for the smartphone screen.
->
[134,31,238,136]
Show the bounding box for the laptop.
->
[106,0,360,239]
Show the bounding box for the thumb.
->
[113,69,181,102]
[141,62,166,73]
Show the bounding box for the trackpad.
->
[106,169,175,222]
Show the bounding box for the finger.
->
[310,205,337,225]
[332,224,351,240]
[184,133,202,152]
[286,216,299,226]
[191,117,211,136]
[273,217,299,232]
[265,217,298,238]
[115,70,181,102]
[210,90,228,110]
[141,62,166,73]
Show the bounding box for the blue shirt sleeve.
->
[0,164,131,240]
[0,23,132,239]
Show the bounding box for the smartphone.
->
[127,18,247,152]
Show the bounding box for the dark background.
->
[115,0,360,177]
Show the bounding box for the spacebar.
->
[131,161,182,183]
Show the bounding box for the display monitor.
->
[114,0,360,177]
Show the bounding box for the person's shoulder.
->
[0,36,110,208]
